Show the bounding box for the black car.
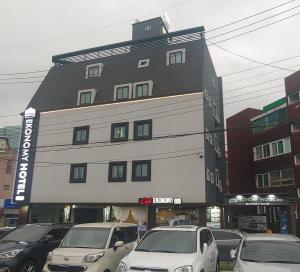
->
[212,229,243,261]
[0,227,15,240]
[0,223,71,272]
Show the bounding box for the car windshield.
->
[135,230,197,254]
[61,227,110,249]
[240,240,300,264]
[2,225,49,243]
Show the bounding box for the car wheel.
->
[18,260,39,272]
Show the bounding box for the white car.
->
[230,233,300,272]
[117,225,220,272]
[43,222,139,272]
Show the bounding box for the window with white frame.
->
[210,172,214,184]
[138,59,150,68]
[114,84,132,101]
[209,133,213,146]
[205,128,210,141]
[77,89,97,106]
[206,169,210,181]
[214,134,219,153]
[166,48,186,66]
[256,168,294,188]
[215,169,220,187]
[133,80,153,98]
[288,90,300,104]
[253,138,291,161]
[85,63,104,79]
[291,121,300,133]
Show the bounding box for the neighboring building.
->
[227,70,300,236]
[13,17,225,228]
[0,137,19,226]
[0,125,21,150]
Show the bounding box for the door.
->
[200,230,210,272]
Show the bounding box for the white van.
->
[43,222,138,272]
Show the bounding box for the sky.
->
[0,0,300,127]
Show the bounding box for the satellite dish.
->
[162,12,170,31]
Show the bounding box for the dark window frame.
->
[111,122,129,142]
[108,161,127,182]
[132,160,151,182]
[72,126,90,145]
[135,83,150,98]
[134,119,152,140]
[87,65,100,78]
[169,51,183,65]
[116,86,130,101]
[70,163,87,183]
[3,185,10,190]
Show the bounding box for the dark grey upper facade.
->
[27,18,225,205]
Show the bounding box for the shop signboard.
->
[12,107,39,203]
[139,197,182,206]
[4,199,20,209]
[226,194,288,206]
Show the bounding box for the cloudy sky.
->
[0,0,299,127]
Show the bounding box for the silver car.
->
[230,233,300,272]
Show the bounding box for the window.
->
[295,154,300,165]
[253,138,291,161]
[256,168,294,188]
[252,107,287,134]
[114,84,132,101]
[109,228,127,248]
[210,172,214,184]
[209,133,213,146]
[126,227,138,243]
[85,63,103,79]
[134,120,152,140]
[166,48,186,65]
[138,59,150,68]
[73,126,89,145]
[108,162,127,182]
[3,185,10,190]
[200,230,210,253]
[205,128,210,141]
[291,121,300,132]
[288,91,300,104]
[214,135,219,153]
[132,160,151,181]
[6,160,13,174]
[77,89,97,106]
[111,122,129,142]
[206,169,210,181]
[133,80,153,98]
[70,164,87,183]
[145,25,151,31]
[215,169,220,187]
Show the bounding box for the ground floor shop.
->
[0,199,20,227]
[224,193,298,236]
[24,198,224,230]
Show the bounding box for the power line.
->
[209,11,300,45]
[206,0,297,33]
[0,0,195,49]
[208,3,300,40]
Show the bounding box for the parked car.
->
[212,229,243,261]
[118,225,220,272]
[0,227,15,239]
[230,233,300,272]
[0,223,71,272]
[43,222,139,272]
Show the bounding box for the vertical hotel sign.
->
[13,107,39,203]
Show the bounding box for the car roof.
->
[151,225,204,231]
[72,222,137,228]
[245,233,300,241]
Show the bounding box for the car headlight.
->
[117,261,127,272]
[47,251,53,262]
[0,249,23,258]
[174,266,193,272]
[82,252,104,263]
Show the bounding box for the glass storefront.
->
[207,206,221,228]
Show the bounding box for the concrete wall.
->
[30,93,206,204]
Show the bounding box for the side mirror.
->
[113,241,124,251]
[202,243,208,255]
[230,249,237,262]
[40,234,55,243]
